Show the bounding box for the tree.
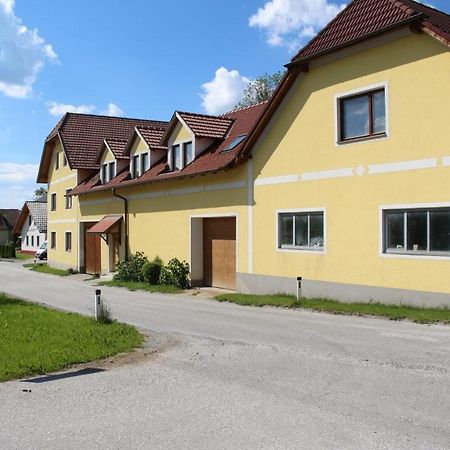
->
[236,71,285,108]
[34,186,48,200]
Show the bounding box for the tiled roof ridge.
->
[220,100,270,116]
[58,111,168,124]
[177,110,234,122]
[399,0,450,18]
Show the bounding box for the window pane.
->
[133,155,139,177]
[310,214,324,247]
[294,215,308,246]
[280,215,293,246]
[184,142,194,165]
[141,153,149,173]
[174,145,182,170]
[102,164,108,182]
[109,162,115,181]
[407,211,427,251]
[386,212,404,250]
[430,210,450,251]
[341,95,369,139]
[372,90,386,134]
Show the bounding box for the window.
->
[224,134,246,152]
[28,215,32,226]
[183,142,194,166]
[141,152,149,175]
[63,153,68,166]
[384,208,450,256]
[26,236,29,246]
[65,232,72,252]
[133,155,139,178]
[55,152,59,170]
[37,236,40,247]
[278,211,324,250]
[31,236,34,247]
[102,164,108,183]
[108,162,115,181]
[51,193,56,211]
[338,88,386,143]
[171,144,182,171]
[65,189,72,209]
[51,232,56,249]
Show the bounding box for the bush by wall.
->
[114,252,149,282]
[159,258,191,289]
[141,256,163,285]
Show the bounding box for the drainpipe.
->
[112,189,129,261]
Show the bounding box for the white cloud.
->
[0,0,57,98]
[249,0,346,52]
[200,67,250,115]
[47,101,124,117]
[100,103,123,117]
[0,162,39,208]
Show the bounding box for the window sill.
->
[382,251,450,261]
[278,246,325,254]
[337,133,387,147]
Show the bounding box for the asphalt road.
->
[1,261,450,449]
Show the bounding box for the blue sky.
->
[0,0,449,207]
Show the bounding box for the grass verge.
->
[24,263,70,276]
[98,280,182,294]
[0,294,142,382]
[214,293,450,325]
[15,251,35,260]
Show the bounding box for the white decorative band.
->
[301,167,353,181]
[48,173,77,186]
[368,158,437,175]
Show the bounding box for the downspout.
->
[112,189,129,261]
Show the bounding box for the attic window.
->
[223,134,246,152]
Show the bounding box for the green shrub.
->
[141,256,163,285]
[0,241,16,258]
[114,252,149,282]
[159,258,190,289]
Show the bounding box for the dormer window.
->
[141,152,149,175]
[183,142,194,166]
[172,144,182,171]
[101,162,116,184]
[132,155,139,178]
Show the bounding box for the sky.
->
[0,0,448,208]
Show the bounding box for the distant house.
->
[13,198,47,253]
[0,209,20,245]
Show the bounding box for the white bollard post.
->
[95,289,101,320]
[296,277,302,302]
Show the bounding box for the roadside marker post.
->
[94,289,101,320]
[296,277,302,302]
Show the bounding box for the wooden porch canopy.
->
[87,215,122,235]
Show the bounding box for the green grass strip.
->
[98,280,182,294]
[214,293,450,324]
[24,263,70,276]
[0,294,142,382]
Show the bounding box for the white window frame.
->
[275,208,327,254]
[65,231,72,252]
[379,202,450,260]
[334,81,389,147]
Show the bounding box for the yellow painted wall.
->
[100,147,116,165]
[79,166,248,275]
[47,140,79,269]
[171,122,192,144]
[130,135,148,156]
[251,33,450,294]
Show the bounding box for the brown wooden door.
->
[203,217,236,289]
[84,222,101,275]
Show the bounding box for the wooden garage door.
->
[203,217,236,289]
[84,222,101,275]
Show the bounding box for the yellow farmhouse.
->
[37,0,450,306]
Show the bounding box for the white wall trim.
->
[301,167,353,181]
[247,159,253,273]
[49,173,77,187]
[275,207,327,254]
[442,156,450,166]
[48,219,77,224]
[255,174,299,186]
[368,158,437,175]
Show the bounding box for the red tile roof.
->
[135,126,167,151]
[87,215,122,233]
[70,101,268,196]
[38,113,168,182]
[291,0,450,64]
[104,139,129,160]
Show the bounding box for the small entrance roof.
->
[87,215,122,234]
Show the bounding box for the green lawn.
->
[24,263,70,276]
[15,251,35,260]
[214,293,450,325]
[98,280,181,294]
[0,294,142,382]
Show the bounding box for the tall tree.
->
[236,71,285,108]
[34,186,48,200]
